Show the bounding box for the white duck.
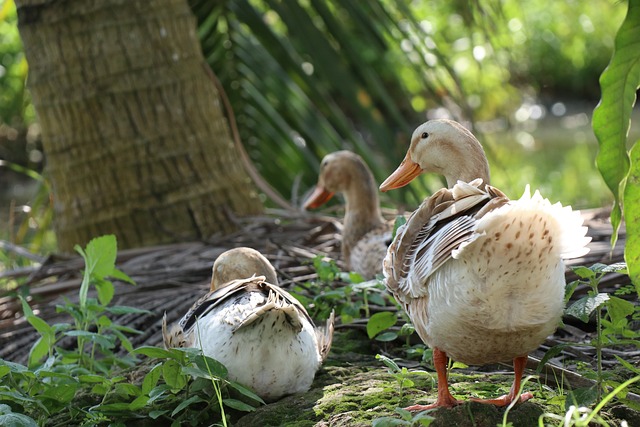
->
[379,119,590,410]
[304,150,392,279]
[162,247,334,402]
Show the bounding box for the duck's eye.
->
[421,132,429,139]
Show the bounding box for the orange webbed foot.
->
[470,391,533,407]
[404,395,463,411]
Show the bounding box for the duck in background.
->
[163,247,334,402]
[379,119,590,410]
[303,150,392,279]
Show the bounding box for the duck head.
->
[210,247,278,290]
[380,119,490,191]
[303,150,373,209]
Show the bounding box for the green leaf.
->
[110,267,135,285]
[171,395,206,416]
[128,395,150,411]
[566,387,598,411]
[27,336,49,369]
[142,364,163,395]
[376,354,400,373]
[148,409,169,419]
[78,374,108,384]
[375,331,398,342]
[41,384,78,404]
[84,235,118,279]
[223,398,257,412]
[227,381,265,404]
[606,295,636,324]
[95,279,115,306]
[75,235,118,309]
[625,141,640,293]
[372,417,409,427]
[162,359,187,391]
[192,354,228,378]
[132,346,175,359]
[571,266,595,280]
[0,413,39,427]
[565,293,610,322]
[593,0,640,246]
[367,311,397,339]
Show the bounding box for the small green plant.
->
[376,354,432,399]
[299,255,392,323]
[540,262,637,411]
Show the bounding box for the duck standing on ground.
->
[304,150,392,279]
[163,247,334,402]
[379,119,590,410]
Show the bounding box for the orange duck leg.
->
[470,355,533,407]
[405,348,463,411]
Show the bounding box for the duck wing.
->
[383,179,509,304]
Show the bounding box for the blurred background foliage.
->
[0,0,632,258]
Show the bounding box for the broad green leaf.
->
[565,387,598,411]
[565,293,610,322]
[367,311,397,339]
[223,398,257,412]
[0,366,10,379]
[192,354,228,378]
[171,395,206,416]
[84,235,118,279]
[162,359,187,391]
[110,267,135,285]
[128,395,150,411]
[132,346,175,359]
[625,141,640,292]
[95,279,115,306]
[375,331,398,342]
[27,336,49,369]
[593,0,640,245]
[142,364,163,395]
[41,384,78,404]
[0,413,39,427]
[148,409,169,419]
[114,382,141,397]
[571,266,595,280]
[372,417,409,427]
[227,381,265,404]
[606,295,636,324]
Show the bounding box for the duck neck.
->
[341,175,384,254]
[443,142,491,188]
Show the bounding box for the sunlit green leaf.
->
[367,311,397,339]
[593,0,640,245]
[95,280,115,306]
[565,293,610,322]
[625,141,640,292]
[606,296,636,324]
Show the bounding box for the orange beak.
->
[379,154,422,192]
[303,186,335,209]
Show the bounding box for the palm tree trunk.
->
[15,0,263,252]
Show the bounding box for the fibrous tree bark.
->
[15,0,263,251]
